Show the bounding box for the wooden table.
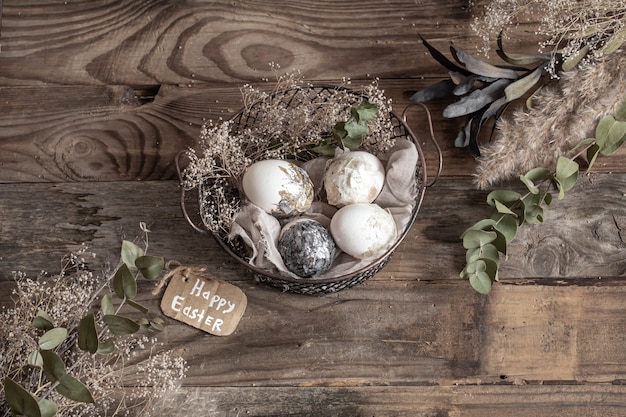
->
[1,1,625,415]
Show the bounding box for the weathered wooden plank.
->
[155,385,626,417]
[0,80,477,182]
[4,277,626,387]
[0,174,623,283]
[0,0,512,86]
[2,81,623,183]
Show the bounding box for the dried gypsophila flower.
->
[0,249,188,417]
[182,72,395,234]
[474,51,626,189]
[470,0,626,77]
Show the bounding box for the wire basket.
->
[177,85,440,295]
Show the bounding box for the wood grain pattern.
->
[0,0,493,86]
[1,1,626,415]
[2,81,624,183]
[155,385,626,417]
[0,175,622,284]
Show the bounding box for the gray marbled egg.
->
[278,219,336,278]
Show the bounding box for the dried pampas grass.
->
[474,51,626,190]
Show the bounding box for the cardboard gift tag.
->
[160,268,247,336]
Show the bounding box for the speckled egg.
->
[242,159,314,218]
[278,219,336,278]
[324,151,385,207]
[330,203,397,259]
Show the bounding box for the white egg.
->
[330,203,397,259]
[242,159,314,218]
[324,150,385,207]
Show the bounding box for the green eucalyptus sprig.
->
[312,99,379,155]
[461,99,626,294]
[3,237,165,417]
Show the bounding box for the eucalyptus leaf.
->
[37,398,59,417]
[311,142,336,156]
[353,100,378,121]
[101,293,115,316]
[520,168,552,194]
[150,319,165,331]
[127,299,150,314]
[469,269,493,294]
[478,243,501,265]
[494,213,518,244]
[596,115,626,155]
[487,189,521,208]
[121,240,144,271]
[4,377,43,417]
[614,97,626,122]
[490,229,508,254]
[494,200,516,215]
[28,350,44,368]
[78,313,99,354]
[96,339,116,355]
[40,350,67,383]
[56,374,94,404]
[587,143,601,170]
[463,218,497,234]
[555,156,579,180]
[555,174,578,200]
[32,316,54,331]
[39,327,68,350]
[113,263,137,300]
[524,167,552,182]
[135,255,165,280]
[32,310,54,331]
[462,229,498,249]
[103,314,141,336]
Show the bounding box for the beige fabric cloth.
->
[228,140,419,280]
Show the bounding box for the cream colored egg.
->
[324,150,385,207]
[242,159,314,218]
[330,203,397,259]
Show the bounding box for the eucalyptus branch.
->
[460,101,626,293]
[2,226,172,417]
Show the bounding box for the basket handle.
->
[402,102,443,187]
[175,150,208,234]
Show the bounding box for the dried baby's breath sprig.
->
[0,229,187,417]
[470,0,626,76]
[181,71,395,235]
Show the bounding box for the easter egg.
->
[242,159,314,218]
[330,203,397,259]
[324,151,385,207]
[278,219,336,278]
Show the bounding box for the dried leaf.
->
[504,66,544,102]
[78,313,99,354]
[56,374,94,404]
[38,327,68,350]
[419,34,471,75]
[453,48,519,79]
[410,79,457,103]
[443,79,510,118]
